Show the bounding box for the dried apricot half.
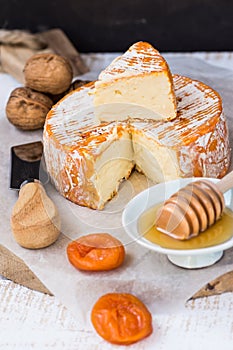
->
[66,233,125,271]
[91,293,153,345]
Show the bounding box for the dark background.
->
[0,0,232,52]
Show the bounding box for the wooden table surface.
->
[1,51,233,350]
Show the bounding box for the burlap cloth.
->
[0,28,88,81]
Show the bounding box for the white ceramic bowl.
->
[122,177,233,269]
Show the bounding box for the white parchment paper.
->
[1,55,233,348]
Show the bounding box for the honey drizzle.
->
[138,204,233,250]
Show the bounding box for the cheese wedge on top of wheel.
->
[93,41,177,122]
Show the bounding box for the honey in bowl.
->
[138,204,233,250]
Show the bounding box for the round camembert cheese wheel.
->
[43,75,230,210]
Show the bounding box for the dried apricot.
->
[91,293,153,345]
[66,233,125,271]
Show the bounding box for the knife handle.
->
[11,181,61,249]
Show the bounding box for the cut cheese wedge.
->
[94,42,177,122]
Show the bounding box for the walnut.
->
[6,87,53,130]
[24,53,73,95]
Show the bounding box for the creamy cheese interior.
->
[93,130,180,209]
[94,135,134,206]
[132,132,180,182]
[94,74,176,122]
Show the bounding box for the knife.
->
[10,141,61,249]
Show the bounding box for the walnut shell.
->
[6,87,53,130]
[24,53,73,95]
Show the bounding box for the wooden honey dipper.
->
[155,171,233,240]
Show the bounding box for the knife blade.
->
[10,141,48,190]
